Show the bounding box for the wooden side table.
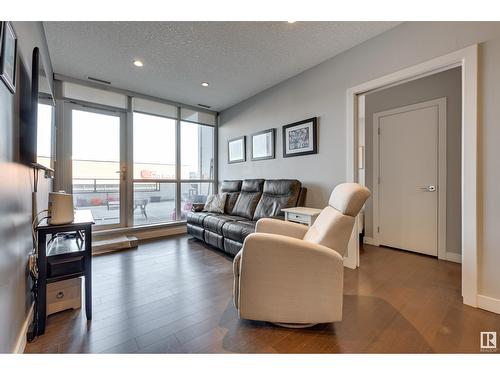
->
[35,210,94,335]
[281,207,322,227]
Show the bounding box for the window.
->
[61,87,217,230]
[133,182,176,225]
[180,182,213,220]
[133,113,176,180]
[180,121,214,179]
[132,109,215,226]
[71,109,121,226]
[133,112,177,225]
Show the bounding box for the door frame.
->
[345,44,478,308]
[372,98,449,261]
[61,101,128,230]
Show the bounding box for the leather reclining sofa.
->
[186,179,306,256]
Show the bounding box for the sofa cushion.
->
[187,224,204,241]
[220,180,242,214]
[221,180,242,193]
[224,192,240,214]
[231,192,262,219]
[231,179,264,219]
[204,231,224,249]
[241,179,265,193]
[203,214,244,234]
[253,179,302,221]
[203,193,227,213]
[187,211,214,226]
[224,238,243,256]
[222,220,256,243]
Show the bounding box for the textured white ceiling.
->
[43,22,400,111]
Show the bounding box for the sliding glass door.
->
[70,105,126,228]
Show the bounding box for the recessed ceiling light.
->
[133,60,144,67]
[287,21,296,24]
[201,82,209,87]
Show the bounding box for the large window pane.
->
[72,109,121,226]
[133,112,176,179]
[181,121,214,179]
[180,182,213,220]
[133,182,176,226]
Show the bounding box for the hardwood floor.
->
[25,235,500,353]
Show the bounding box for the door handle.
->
[420,185,437,192]
[115,169,126,181]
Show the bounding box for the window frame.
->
[130,107,217,227]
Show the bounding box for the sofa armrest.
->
[235,233,344,323]
[191,203,205,212]
[255,218,308,239]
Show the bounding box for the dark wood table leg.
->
[37,232,47,335]
[84,225,92,320]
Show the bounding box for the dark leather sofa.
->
[186,179,306,256]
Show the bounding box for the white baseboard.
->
[363,237,379,246]
[441,251,462,263]
[477,294,500,315]
[12,303,34,354]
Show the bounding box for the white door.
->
[373,99,446,256]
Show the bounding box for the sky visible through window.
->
[72,109,204,176]
[72,110,120,161]
[134,112,176,164]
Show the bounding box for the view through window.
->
[72,109,121,226]
[69,102,215,228]
[133,113,176,225]
[132,112,215,226]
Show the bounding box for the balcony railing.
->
[72,178,162,194]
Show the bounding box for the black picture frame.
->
[228,136,246,164]
[250,128,276,161]
[282,117,318,158]
[0,21,18,94]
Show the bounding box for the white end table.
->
[281,207,322,227]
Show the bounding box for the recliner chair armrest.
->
[191,203,205,212]
[255,218,309,239]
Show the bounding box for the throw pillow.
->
[203,193,227,213]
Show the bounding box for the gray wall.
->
[0,22,53,353]
[219,21,500,301]
[363,67,462,254]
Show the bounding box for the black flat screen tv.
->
[19,47,55,172]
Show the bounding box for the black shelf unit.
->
[34,210,94,335]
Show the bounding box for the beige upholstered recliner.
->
[233,183,371,327]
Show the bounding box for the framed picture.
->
[228,136,246,164]
[282,117,318,158]
[251,128,275,161]
[0,22,18,93]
